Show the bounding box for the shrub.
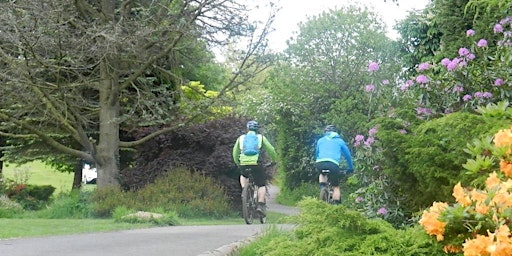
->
[35,190,94,219]
[381,111,509,212]
[91,168,232,218]
[241,198,444,255]
[419,125,512,255]
[0,195,24,218]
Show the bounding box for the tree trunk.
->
[94,0,121,188]
[72,161,83,190]
[96,59,121,188]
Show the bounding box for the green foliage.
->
[92,168,232,218]
[270,5,402,189]
[385,112,509,211]
[3,179,56,210]
[275,182,318,206]
[239,198,444,255]
[394,4,442,74]
[34,190,94,219]
[0,195,24,218]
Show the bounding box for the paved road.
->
[0,185,298,256]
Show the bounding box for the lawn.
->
[2,161,74,194]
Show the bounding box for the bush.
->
[380,112,510,212]
[91,168,233,218]
[0,195,24,218]
[276,182,317,206]
[35,190,94,219]
[4,181,56,210]
[239,198,444,255]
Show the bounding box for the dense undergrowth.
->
[0,167,234,223]
[237,198,444,256]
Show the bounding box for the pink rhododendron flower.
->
[494,78,504,86]
[458,47,470,56]
[365,84,375,92]
[463,94,472,101]
[418,62,430,71]
[368,62,379,72]
[477,39,488,47]
[399,129,407,134]
[494,23,503,33]
[368,127,377,136]
[382,79,389,85]
[440,58,451,66]
[416,75,429,84]
[466,29,475,36]
[377,207,388,215]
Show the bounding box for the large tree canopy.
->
[264,5,403,187]
[0,0,276,188]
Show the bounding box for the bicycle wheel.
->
[257,186,266,224]
[319,187,330,203]
[242,185,254,224]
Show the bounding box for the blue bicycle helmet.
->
[247,120,259,131]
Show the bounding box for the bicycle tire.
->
[242,185,254,224]
[258,187,266,224]
[319,188,330,203]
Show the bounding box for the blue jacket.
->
[315,132,354,171]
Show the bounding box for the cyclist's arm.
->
[233,138,241,165]
[340,142,354,171]
[261,136,278,162]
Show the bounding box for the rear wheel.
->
[319,188,330,203]
[242,185,254,224]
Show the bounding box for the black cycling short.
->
[315,161,346,186]
[239,165,267,187]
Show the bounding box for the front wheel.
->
[319,188,330,203]
[242,185,254,224]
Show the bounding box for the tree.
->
[266,5,403,188]
[0,0,276,188]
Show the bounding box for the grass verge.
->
[0,218,153,239]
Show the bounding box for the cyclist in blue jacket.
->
[315,125,354,205]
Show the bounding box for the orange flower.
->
[495,225,511,242]
[494,127,512,147]
[453,182,472,206]
[500,160,512,178]
[419,202,448,241]
[463,234,493,256]
[470,189,488,204]
[475,203,490,215]
[486,172,501,189]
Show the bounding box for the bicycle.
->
[318,169,348,204]
[241,163,273,225]
[319,169,334,204]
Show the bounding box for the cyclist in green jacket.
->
[233,120,277,216]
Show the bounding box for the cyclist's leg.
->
[252,165,266,204]
[315,162,329,190]
[327,164,342,203]
[239,166,250,189]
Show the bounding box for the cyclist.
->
[232,120,277,216]
[315,125,354,205]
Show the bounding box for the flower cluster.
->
[408,17,511,116]
[419,126,512,255]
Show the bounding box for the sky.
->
[248,0,430,51]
